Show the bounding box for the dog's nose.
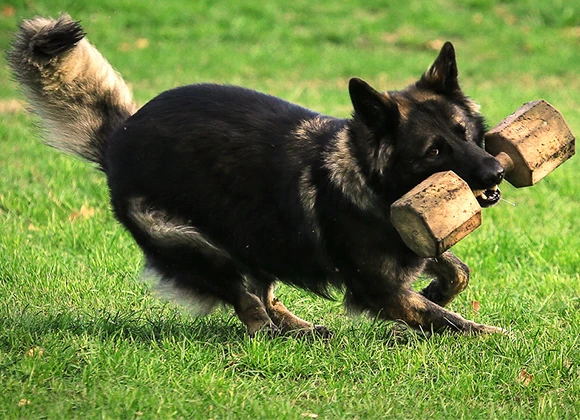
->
[482,157,505,186]
[493,164,505,184]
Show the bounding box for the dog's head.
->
[349,42,503,207]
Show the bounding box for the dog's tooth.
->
[473,189,484,197]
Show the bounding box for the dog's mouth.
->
[475,185,501,208]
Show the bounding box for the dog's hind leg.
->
[124,198,278,337]
[232,288,280,337]
[150,269,276,337]
[420,251,470,307]
[249,281,332,338]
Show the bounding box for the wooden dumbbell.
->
[391,100,575,258]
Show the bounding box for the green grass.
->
[1,0,579,418]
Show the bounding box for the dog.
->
[8,15,507,337]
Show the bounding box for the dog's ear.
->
[349,77,399,132]
[419,41,460,95]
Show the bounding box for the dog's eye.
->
[426,148,439,157]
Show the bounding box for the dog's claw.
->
[313,324,334,339]
[249,321,281,338]
[468,323,508,336]
[284,324,334,339]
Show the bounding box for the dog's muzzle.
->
[475,185,501,208]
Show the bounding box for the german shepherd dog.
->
[8,15,507,337]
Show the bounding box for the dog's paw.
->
[248,321,281,338]
[312,324,334,339]
[468,323,508,336]
[284,324,334,340]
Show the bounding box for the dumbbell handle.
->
[494,152,515,174]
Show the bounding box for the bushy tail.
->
[7,14,137,171]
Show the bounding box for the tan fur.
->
[465,97,481,114]
[298,167,322,241]
[262,283,314,333]
[323,128,378,211]
[421,251,470,307]
[451,106,468,128]
[293,116,331,142]
[392,94,412,121]
[423,63,444,90]
[128,197,231,260]
[409,88,440,103]
[232,291,276,337]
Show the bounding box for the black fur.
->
[29,19,84,60]
[108,84,343,298]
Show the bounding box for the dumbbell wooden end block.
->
[485,100,575,187]
[391,171,482,258]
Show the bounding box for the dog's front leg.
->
[420,251,470,307]
[382,289,504,334]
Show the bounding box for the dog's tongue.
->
[476,186,501,208]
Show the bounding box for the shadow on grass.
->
[1,303,435,352]
[1,304,247,348]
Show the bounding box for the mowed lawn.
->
[0,1,579,418]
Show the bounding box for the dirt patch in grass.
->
[0,99,24,114]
